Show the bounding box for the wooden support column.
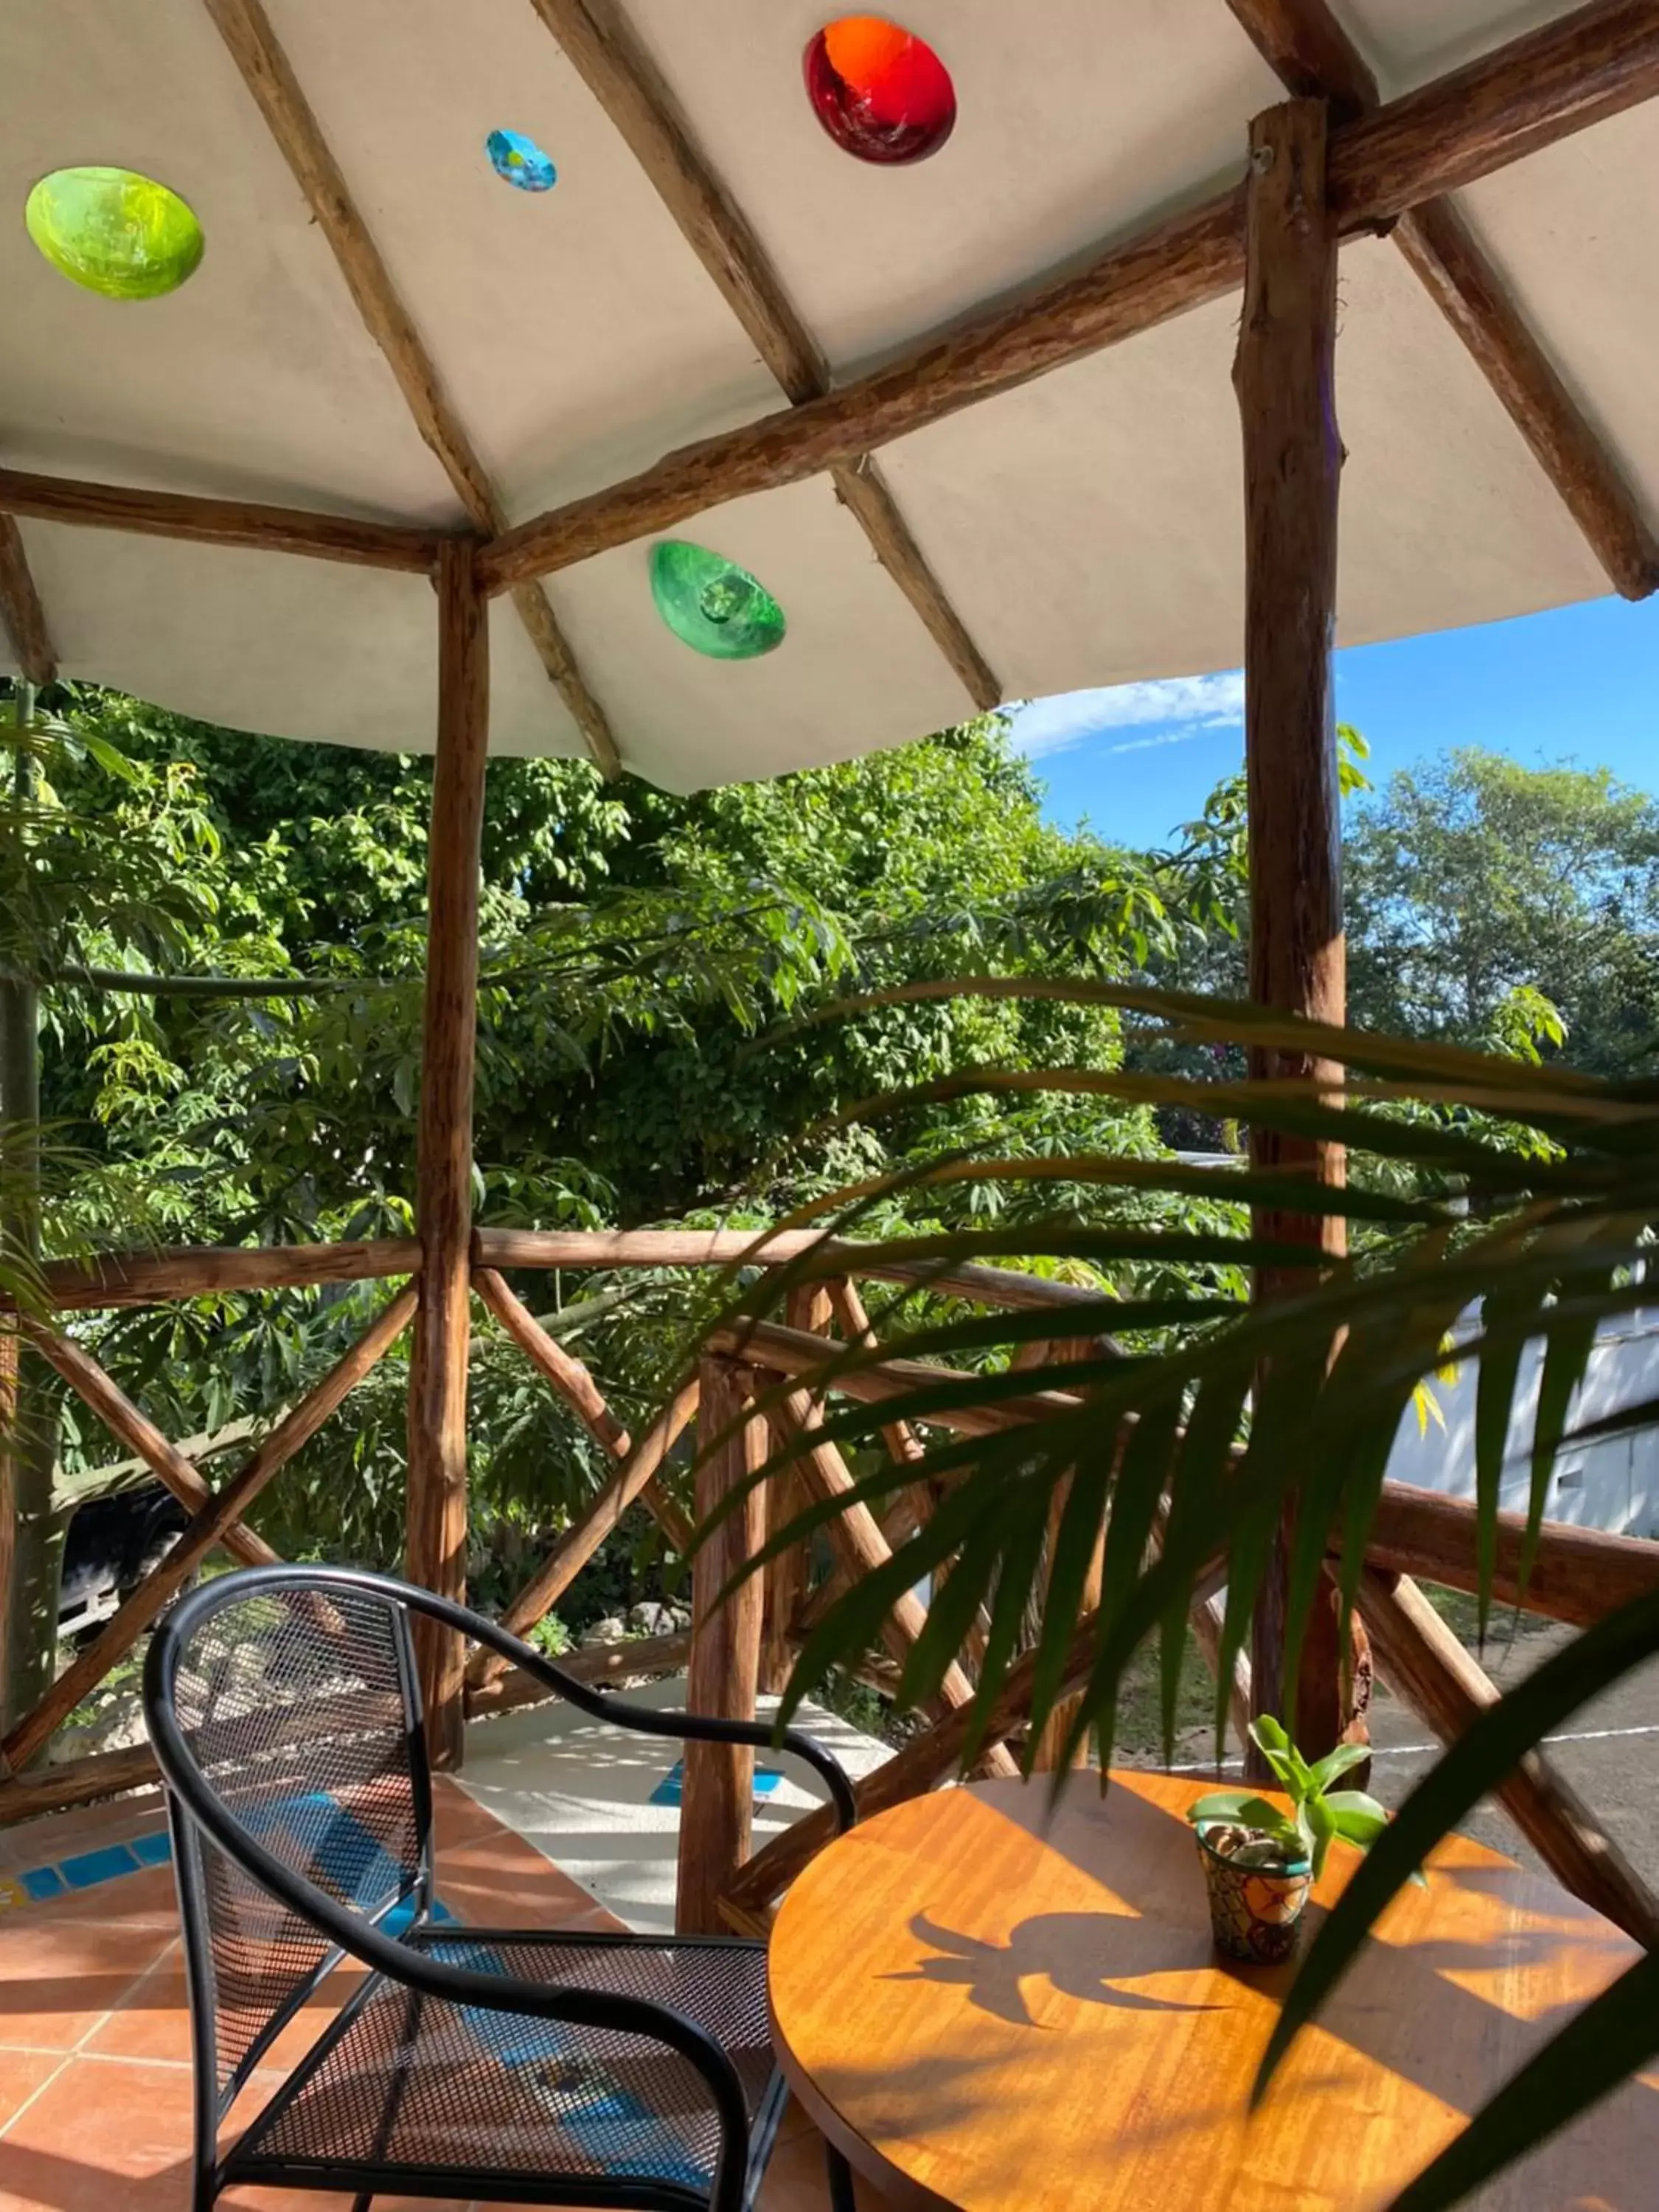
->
[1235,98,1351,1764]
[1026,1338,1105,1773]
[760,1285,830,1696]
[406,540,489,1770]
[676,1358,766,1935]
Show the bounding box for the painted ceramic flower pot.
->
[1194,1820,1312,1964]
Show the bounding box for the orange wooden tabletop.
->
[767,1771,1659,2212]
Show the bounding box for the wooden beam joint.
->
[1227,0,1659,600]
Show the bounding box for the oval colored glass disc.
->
[486,128,557,192]
[650,543,787,661]
[804,16,956,165]
[24,167,204,299]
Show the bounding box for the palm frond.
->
[677,981,1659,2199]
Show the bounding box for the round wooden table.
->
[768,1772,1659,2211]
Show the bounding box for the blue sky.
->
[1010,593,1659,847]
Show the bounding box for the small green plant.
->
[527,1613,572,1660]
[1186,1716,1391,1879]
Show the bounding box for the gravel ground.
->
[1117,1597,1659,1893]
[1364,1618,1659,1892]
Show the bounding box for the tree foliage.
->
[5,686,1204,1587]
[1346,748,1659,1071]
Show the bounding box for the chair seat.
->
[229,1928,780,2206]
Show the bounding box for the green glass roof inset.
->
[650,542,787,661]
[25,167,204,300]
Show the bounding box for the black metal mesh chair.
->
[143,1564,858,2212]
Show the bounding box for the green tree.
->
[1346,749,1659,1071]
[4,687,1191,1661]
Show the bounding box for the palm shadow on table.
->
[891,1909,1224,2027]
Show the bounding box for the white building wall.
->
[1385,1312,1659,1540]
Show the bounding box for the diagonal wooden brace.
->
[24,1321,281,1568]
[5,1287,417,1773]
[766,1387,1016,1776]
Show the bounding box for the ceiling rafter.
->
[526,0,1001,710]
[201,0,624,776]
[481,0,1659,594]
[1225,0,1659,599]
[0,466,445,574]
[0,514,57,687]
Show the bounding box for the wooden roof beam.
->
[483,0,1659,593]
[526,0,999,710]
[201,0,624,776]
[1226,0,1377,113]
[0,515,56,686]
[0,465,445,576]
[1228,0,1659,599]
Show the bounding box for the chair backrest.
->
[149,1571,434,2107]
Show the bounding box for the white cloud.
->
[1105,727,1217,757]
[1007,671,1245,760]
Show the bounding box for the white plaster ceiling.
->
[0,0,1652,789]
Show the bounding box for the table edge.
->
[768,1983,960,2212]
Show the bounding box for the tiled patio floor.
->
[0,1783,889,2211]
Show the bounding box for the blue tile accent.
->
[59,1842,141,1891]
[3,1809,434,1921]
[648,1759,784,1809]
[383,1894,453,1938]
[244,1790,408,1913]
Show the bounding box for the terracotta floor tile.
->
[0,1776,805,2211]
[0,2047,65,2131]
[0,2054,197,2210]
[0,2056,379,2212]
[436,1828,621,1934]
[0,1912,170,2049]
[77,1943,191,2065]
[773,2091,827,2147]
[0,1792,167,1876]
[431,1771,507,1847]
[83,1945,367,2073]
[21,1863,181,1935]
[257,1961,372,2075]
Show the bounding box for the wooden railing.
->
[3,1226,1658,1961]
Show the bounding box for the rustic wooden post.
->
[1030,1338,1105,1771]
[759,1283,830,1694]
[406,541,490,1769]
[676,1357,765,1935]
[1235,98,1352,1764]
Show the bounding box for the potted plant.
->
[1187,1717,1390,1964]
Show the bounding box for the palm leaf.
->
[1256,1586,1659,2102]
[1387,1952,1659,2212]
[678,979,1659,2199]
